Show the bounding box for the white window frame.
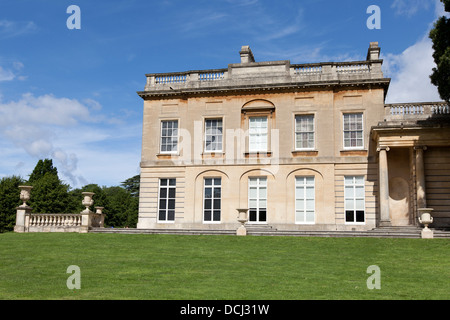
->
[248,116,268,153]
[248,177,267,224]
[344,176,365,224]
[203,177,221,223]
[295,115,315,150]
[204,119,223,153]
[160,120,179,154]
[157,178,176,223]
[343,113,364,150]
[295,176,315,224]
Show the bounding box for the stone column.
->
[378,146,391,227]
[414,146,427,209]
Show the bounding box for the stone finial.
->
[367,42,380,61]
[240,45,255,64]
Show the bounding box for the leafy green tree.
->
[0,176,25,232]
[27,159,72,213]
[120,175,140,198]
[103,186,138,228]
[429,0,450,103]
[28,159,58,183]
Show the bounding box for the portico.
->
[372,102,450,228]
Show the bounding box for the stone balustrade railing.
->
[384,102,450,121]
[143,60,382,92]
[14,186,105,233]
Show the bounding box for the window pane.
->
[305,187,314,198]
[204,210,211,221]
[249,210,257,221]
[213,199,221,210]
[160,188,167,199]
[159,210,166,221]
[249,187,257,199]
[213,210,221,221]
[346,210,354,222]
[355,186,364,198]
[306,211,315,222]
[356,211,365,222]
[214,188,221,199]
[355,199,364,210]
[168,210,175,221]
[345,199,354,210]
[259,199,267,208]
[205,199,212,210]
[306,199,314,210]
[296,199,304,210]
[259,210,267,221]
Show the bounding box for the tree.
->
[27,159,72,213]
[0,176,25,232]
[103,186,138,228]
[28,159,58,183]
[120,175,140,198]
[429,0,450,103]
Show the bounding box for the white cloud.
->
[0,66,15,81]
[0,20,37,38]
[383,35,441,103]
[0,93,141,187]
[391,0,433,17]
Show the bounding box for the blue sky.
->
[0,0,447,188]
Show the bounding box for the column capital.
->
[413,145,427,151]
[377,146,390,152]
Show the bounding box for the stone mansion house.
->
[136,42,450,233]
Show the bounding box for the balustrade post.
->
[14,186,33,233]
[80,192,95,233]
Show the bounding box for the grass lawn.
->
[0,232,449,300]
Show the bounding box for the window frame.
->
[295,176,315,224]
[248,116,268,153]
[248,177,268,224]
[295,114,315,151]
[159,120,179,154]
[343,113,364,150]
[203,177,222,223]
[157,178,176,223]
[204,118,223,153]
[344,176,365,224]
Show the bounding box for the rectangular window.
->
[248,177,267,223]
[158,178,176,222]
[203,178,221,222]
[249,116,268,152]
[160,120,178,153]
[344,176,365,223]
[295,115,315,150]
[295,176,315,224]
[205,119,223,152]
[343,113,363,149]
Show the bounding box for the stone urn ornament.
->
[236,208,249,236]
[19,186,33,207]
[418,208,434,239]
[81,192,95,214]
